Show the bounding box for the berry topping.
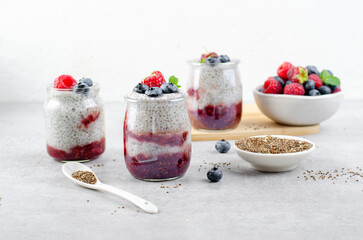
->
[306,65,320,76]
[207,167,223,182]
[73,82,90,94]
[263,78,283,94]
[145,87,163,97]
[215,139,231,153]
[283,83,305,95]
[304,80,316,93]
[201,52,218,63]
[287,66,308,84]
[79,77,93,87]
[277,62,294,80]
[54,75,77,89]
[142,71,166,88]
[160,82,178,94]
[206,57,219,67]
[318,86,331,95]
[219,55,230,63]
[308,74,323,89]
[309,89,321,96]
[133,83,149,94]
[332,86,341,93]
[273,76,285,87]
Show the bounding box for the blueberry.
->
[306,65,320,75]
[161,82,179,94]
[219,55,230,63]
[207,167,223,182]
[206,57,219,67]
[79,77,93,87]
[318,85,332,95]
[133,83,149,94]
[304,80,315,92]
[74,82,89,94]
[285,80,292,85]
[215,139,231,153]
[273,76,285,87]
[309,89,321,96]
[327,84,338,91]
[145,87,163,97]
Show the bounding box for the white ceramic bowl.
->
[233,135,315,172]
[253,85,343,126]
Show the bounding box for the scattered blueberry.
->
[318,86,332,95]
[161,82,179,94]
[285,80,293,85]
[219,55,230,63]
[207,167,223,182]
[79,77,93,87]
[74,82,89,94]
[206,57,219,67]
[273,76,285,87]
[306,65,320,75]
[215,139,231,153]
[309,89,321,96]
[304,80,315,92]
[145,87,163,97]
[133,83,149,94]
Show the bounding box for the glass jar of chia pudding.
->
[186,59,242,130]
[44,82,105,162]
[123,91,192,181]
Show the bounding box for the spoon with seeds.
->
[62,162,158,214]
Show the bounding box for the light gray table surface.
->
[0,101,362,240]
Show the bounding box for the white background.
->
[0,0,362,102]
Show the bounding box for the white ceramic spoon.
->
[62,162,158,214]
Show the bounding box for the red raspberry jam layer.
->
[47,137,105,161]
[81,111,100,128]
[188,101,242,130]
[124,147,191,180]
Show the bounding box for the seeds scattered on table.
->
[72,170,97,184]
[235,136,312,154]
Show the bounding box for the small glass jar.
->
[44,83,105,162]
[186,60,242,130]
[123,91,192,181]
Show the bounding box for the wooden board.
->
[191,104,320,141]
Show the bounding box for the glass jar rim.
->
[187,59,240,66]
[124,91,188,103]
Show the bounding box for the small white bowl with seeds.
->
[233,135,315,172]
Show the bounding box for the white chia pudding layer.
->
[187,61,242,109]
[125,133,191,156]
[125,91,191,134]
[44,85,105,151]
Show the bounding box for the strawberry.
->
[287,66,308,84]
[54,75,77,89]
[142,71,166,88]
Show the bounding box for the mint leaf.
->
[320,70,331,80]
[169,75,181,88]
[323,75,340,86]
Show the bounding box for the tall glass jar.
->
[123,91,191,181]
[44,83,105,162]
[186,60,242,130]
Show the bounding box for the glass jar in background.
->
[186,60,242,131]
[44,83,105,162]
[123,91,191,181]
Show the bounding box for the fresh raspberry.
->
[142,71,165,88]
[287,66,308,84]
[284,83,305,95]
[277,62,294,80]
[332,86,341,93]
[308,74,323,89]
[263,78,283,94]
[201,52,218,63]
[53,75,77,89]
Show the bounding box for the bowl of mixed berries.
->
[253,62,343,126]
